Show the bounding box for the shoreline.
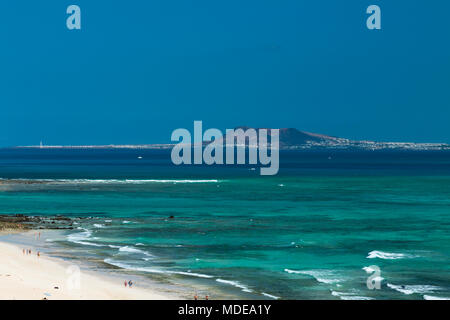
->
[0,215,245,300]
[0,231,182,300]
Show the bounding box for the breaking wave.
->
[284,269,343,284]
[387,283,443,295]
[6,178,220,185]
[216,279,253,293]
[103,258,214,279]
[331,291,374,300]
[118,246,154,257]
[67,228,105,247]
[261,292,280,300]
[423,295,450,300]
[367,250,417,260]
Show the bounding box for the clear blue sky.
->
[0,1,449,146]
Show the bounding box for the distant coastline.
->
[12,126,450,152]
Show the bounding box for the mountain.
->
[216,127,346,148]
[217,127,449,151]
[270,128,346,147]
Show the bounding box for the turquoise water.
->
[0,149,449,299]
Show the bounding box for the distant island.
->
[15,128,450,151]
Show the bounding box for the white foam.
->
[362,266,376,272]
[93,224,105,228]
[367,250,417,260]
[71,240,105,247]
[125,179,219,184]
[362,267,385,283]
[216,279,253,293]
[66,228,106,247]
[261,292,280,300]
[331,290,351,297]
[284,269,343,284]
[103,259,213,278]
[423,295,450,300]
[67,228,92,242]
[387,283,442,295]
[29,178,220,185]
[339,295,375,300]
[104,259,164,274]
[331,290,374,300]
[118,246,153,257]
[171,271,213,279]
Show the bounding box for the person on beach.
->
[37,251,40,257]
[128,280,133,288]
[23,249,25,255]
[205,295,209,300]
[124,281,127,287]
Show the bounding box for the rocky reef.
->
[0,214,77,232]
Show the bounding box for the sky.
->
[0,0,449,146]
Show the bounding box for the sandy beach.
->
[0,236,173,300]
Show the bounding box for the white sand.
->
[0,240,173,300]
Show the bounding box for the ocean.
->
[0,148,449,300]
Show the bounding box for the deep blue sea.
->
[1,148,449,299]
